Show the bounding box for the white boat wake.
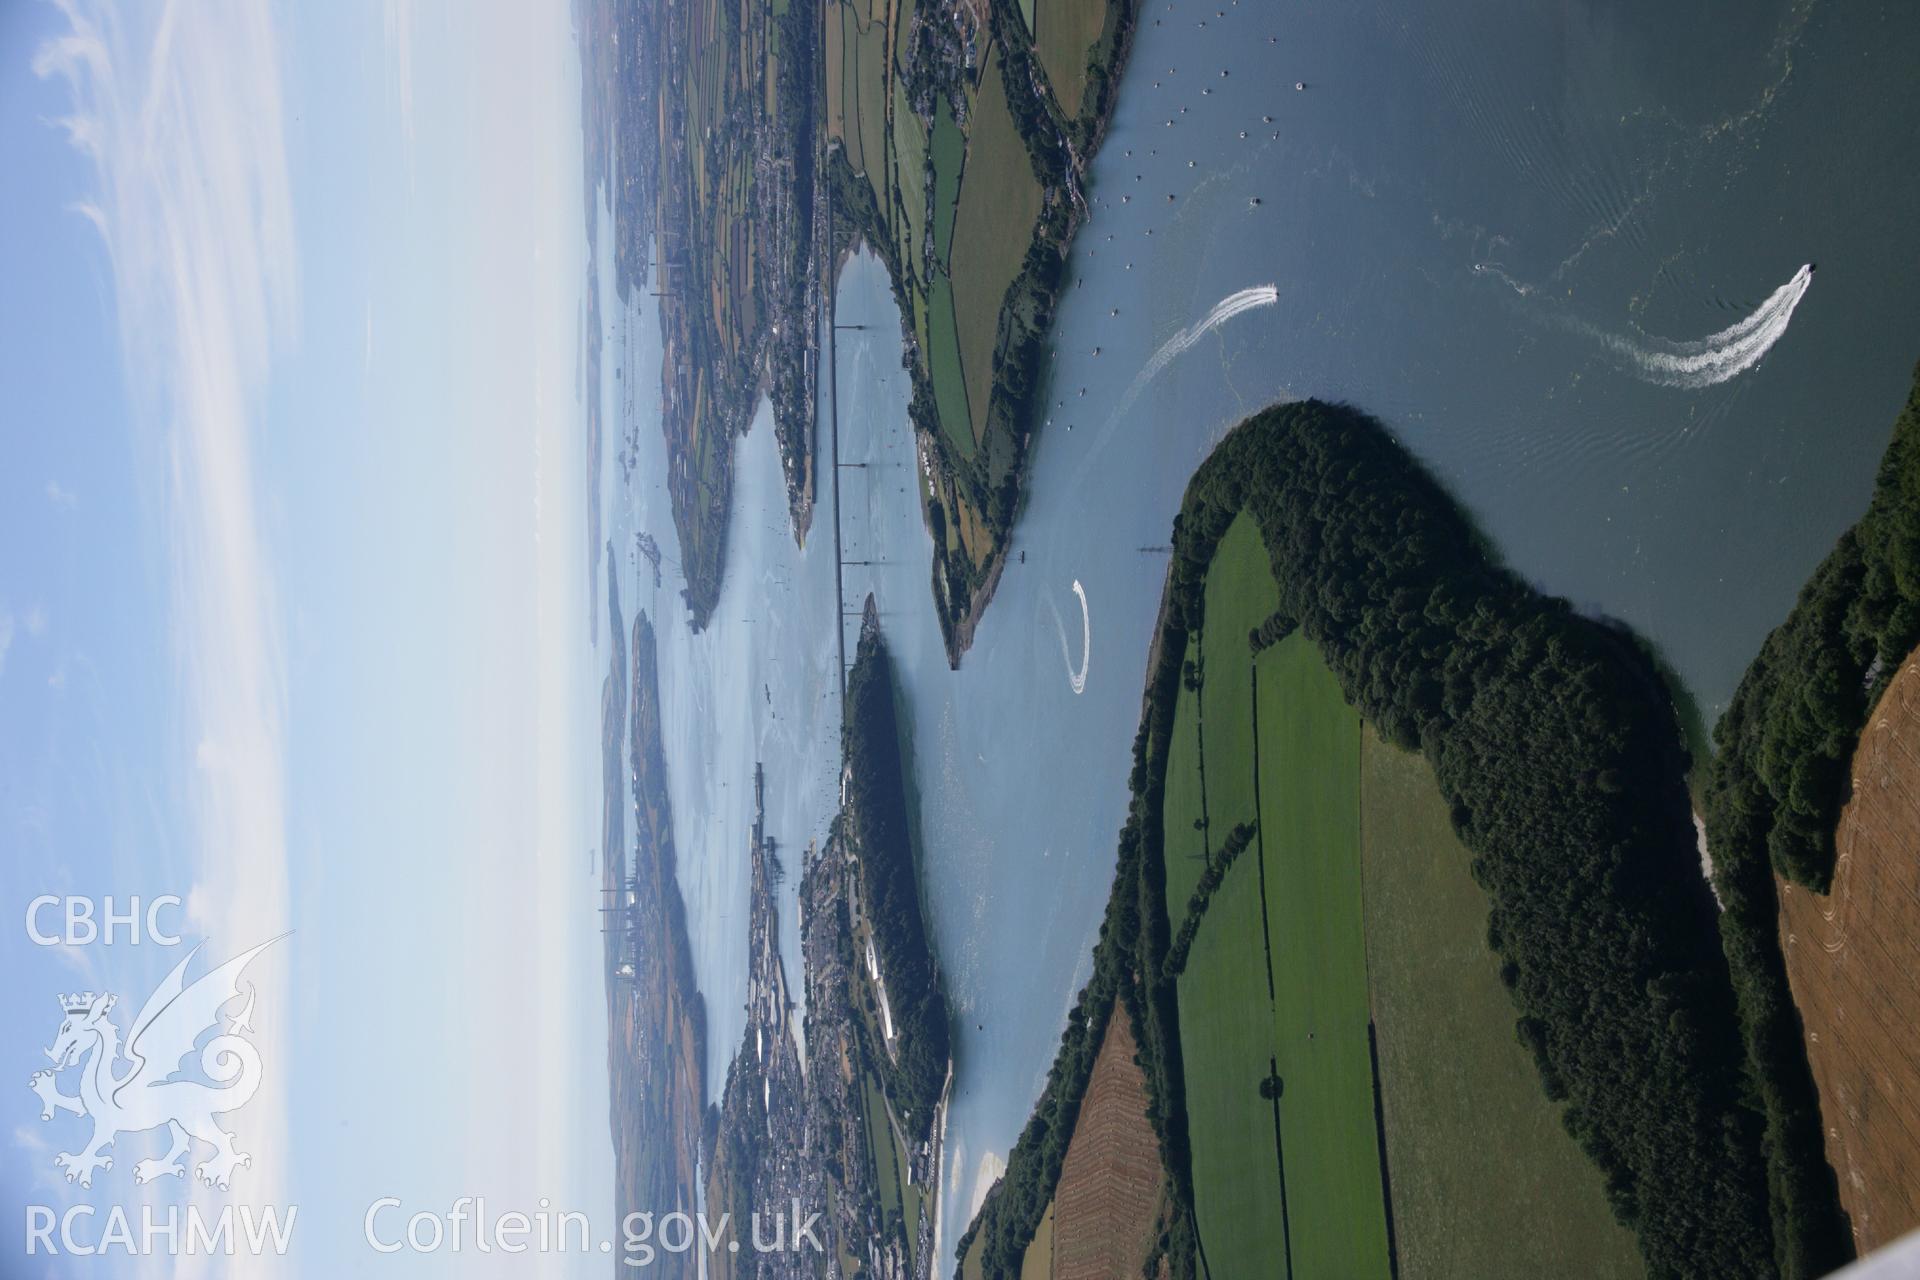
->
[1565,263,1813,389]
[1115,285,1279,417]
[1043,579,1091,694]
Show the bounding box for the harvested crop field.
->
[1049,1004,1161,1280]
[1779,647,1920,1254]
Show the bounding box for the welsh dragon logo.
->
[28,937,283,1191]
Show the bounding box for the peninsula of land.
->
[960,400,1843,1280]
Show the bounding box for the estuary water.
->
[607,0,1920,1266]
[595,197,842,1099]
[833,0,1920,1260]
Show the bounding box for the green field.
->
[826,0,847,144]
[1168,510,1644,1280]
[1171,514,1390,1280]
[862,1065,925,1274]
[830,0,892,198]
[841,4,870,172]
[854,7,890,201]
[930,96,962,264]
[1035,0,1108,116]
[926,271,975,459]
[1196,514,1275,836]
[910,271,929,361]
[1161,630,1209,918]
[1177,841,1291,1276]
[1164,515,1276,916]
[1360,728,1642,1278]
[863,1072,903,1228]
[895,0,917,62]
[903,1167,926,1277]
[948,44,1043,447]
[891,78,928,271]
[1253,629,1390,1280]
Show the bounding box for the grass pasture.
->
[825,0,847,146]
[854,4,890,209]
[895,0,918,63]
[1168,510,1645,1280]
[831,0,888,193]
[1161,630,1208,921]
[835,2,864,171]
[1171,514,1389,1280]
[863,1071,903,1229]
[852,6,887,200]
[1035,0,1108,117]
[1175,847,1290,1278]
[861,1065,924,1273]
[930,96,963,264]
[1195,515,1276,835]
[962,1231,987,1280]
[1020,1201,1053,1280]
[1360,727,1641,1278]
[948,44,1043,448]
[1250,630,1389,1280]
[891,79,929,270]
[926,271,975,458]
[1163,514,1275,920]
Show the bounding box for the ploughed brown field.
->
[1779,648,1920,1254]
[1048,1004,1164,1280]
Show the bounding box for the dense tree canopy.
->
[1171,401,1792,1278]
[961,399,1847,1279]
[843,602,952,1142]
[1694,364,1920,1276]
[1708,363,1920,889]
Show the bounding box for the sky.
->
[0,1,611,1274]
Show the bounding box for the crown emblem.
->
[60,992,97,1015]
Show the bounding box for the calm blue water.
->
[612,0,1920,1264]
[839,0,1920,1258]
[596,204,841,1099]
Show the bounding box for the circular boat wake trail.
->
[1043,579,1091,695]
[1560,263,1814,388]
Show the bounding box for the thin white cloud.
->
[44,479,80,509]
[25,604,48,637]
[383,0,417,183]
[35,0,296,1267]
[0,611,14,678]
